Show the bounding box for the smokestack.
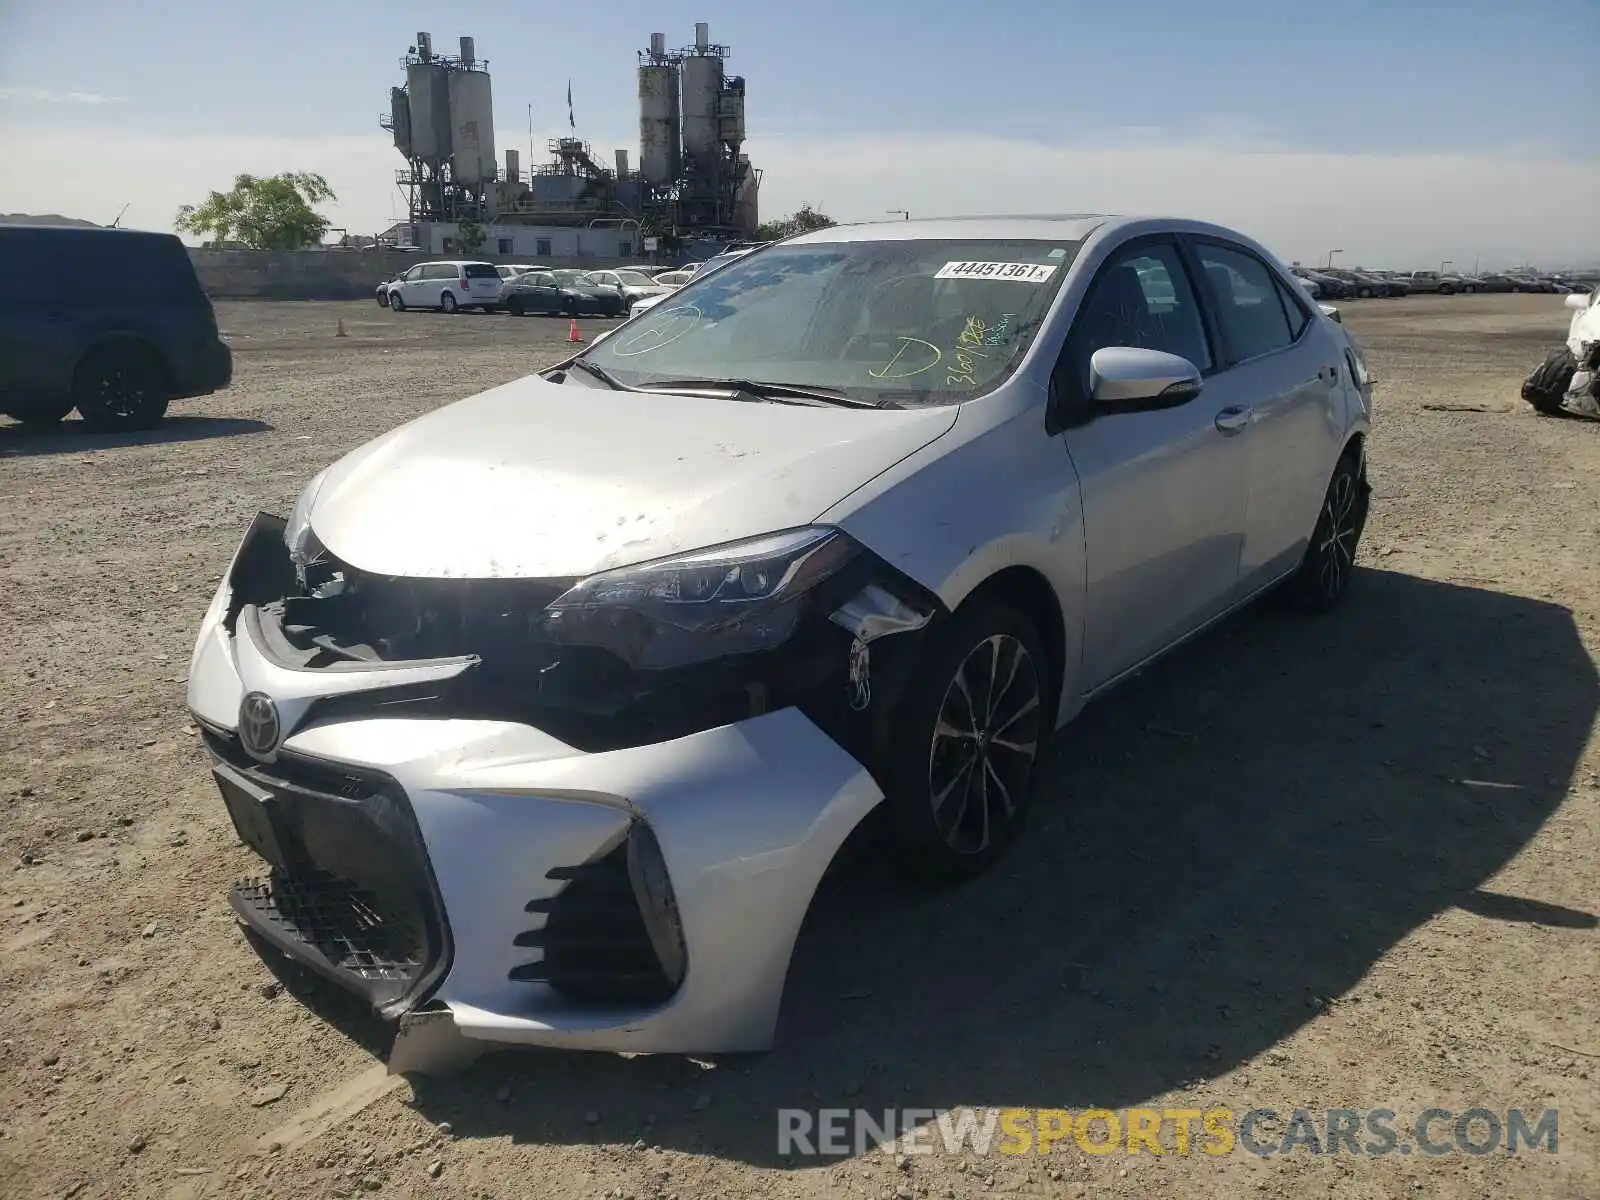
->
[459,36,475,65]
[615,149,630,179]
[416,31,432,60]
[695,22,709,50]
[649,31,665,57]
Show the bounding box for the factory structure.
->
[380,23,759,260]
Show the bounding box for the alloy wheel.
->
[927,634,1043,855]
[93,362,151,420]
[1316,470,1360,600]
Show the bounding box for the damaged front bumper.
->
[187,514,940,1069]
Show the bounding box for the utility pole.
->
[1326,248,1343,269]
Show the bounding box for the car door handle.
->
[1214,406,1253,434]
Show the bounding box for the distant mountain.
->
[0,213,101,227]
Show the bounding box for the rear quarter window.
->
[464,264,500,279]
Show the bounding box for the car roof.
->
[784,214,1113,246]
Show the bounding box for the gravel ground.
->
[1,295,1597,1200]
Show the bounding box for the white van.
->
[386,261,504,313]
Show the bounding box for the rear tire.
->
[3,399,74,427]
[1278,450,1369,613]
[877,597,1053,884]
[507,297,525,317]
[440,292,458,314]
[72,345,170,433]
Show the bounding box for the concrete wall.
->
[189,248,645,301]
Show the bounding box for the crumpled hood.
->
[308,373,958,579]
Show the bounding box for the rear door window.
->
[1193,242,1295,364]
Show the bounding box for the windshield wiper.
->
[566,358,628,390]
[634,378,898,408]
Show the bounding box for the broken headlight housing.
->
[283,467,330,583]
[542,526,860,670]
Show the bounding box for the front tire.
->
[1279,450,1369,613]
[389,292,405,312]
[377,291,390,308]
[878,598,1052,883]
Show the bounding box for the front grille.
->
[510,841,677,1004]
[206,730,451,1015]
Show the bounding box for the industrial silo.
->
[680,25,724,176]
[389,86,413,156]
[448,55,495,185]
[406,40,451,161]
[637,33,680,186]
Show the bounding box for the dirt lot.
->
[2,295,1597,1200]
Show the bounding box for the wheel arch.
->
[951,564,1069,720]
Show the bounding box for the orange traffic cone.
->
[335,317,347,338]
[567,317,582,343]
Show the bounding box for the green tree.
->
[174,172,336,250]
[753,203,836,242]
[457,219,487,255]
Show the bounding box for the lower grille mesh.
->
[236,869,424,986]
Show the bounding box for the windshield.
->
[614,270,656,286]
[579,238,1082,407]
[551,269,588,286]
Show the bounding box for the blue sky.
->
[2,0,1596,265]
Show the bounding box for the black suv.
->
[0,225,232,432]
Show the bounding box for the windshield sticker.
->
[610,305,702,356]
[869,337,943,380]
[934,261,1057,283]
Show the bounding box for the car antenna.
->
[108,202,131,229]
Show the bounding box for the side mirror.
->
[1089,346,1202,407]
[1566,292,1590,312]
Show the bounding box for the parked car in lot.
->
[1291,267,1351,300]
[385,261,504,313]
[1506,275,1557,293]
[1406,270,1468,295]
[375,273,402,307]
[186,213,1373,1066]
[0,225,232,432]
[580,268,672,306]
[1474,273,1518,293]
[501,271,627,317]
[1323,268,1405,298]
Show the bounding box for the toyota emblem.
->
[238,692,281,760]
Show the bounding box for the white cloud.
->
[0,87,130,105]
[0,123,1594,269]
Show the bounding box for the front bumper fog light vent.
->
[511,820,687,1004]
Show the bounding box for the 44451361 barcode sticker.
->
[934,261,1057,283]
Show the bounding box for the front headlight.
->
[284,467,330,581]
[542,526,860,670]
